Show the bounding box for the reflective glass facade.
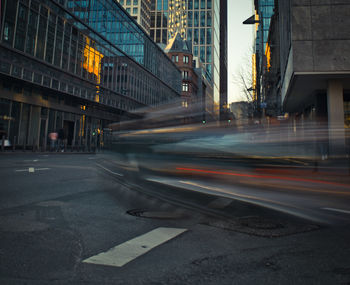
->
[116,0,151,35]
[256,0,274,55]
[0,0,181,149]
[1,0,181,112]
[65,0,181,94]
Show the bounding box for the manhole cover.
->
[126,209,185,219]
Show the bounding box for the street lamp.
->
[243,14,264,119]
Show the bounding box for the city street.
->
[0,153,350,284]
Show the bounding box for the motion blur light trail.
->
[176,167,350,189]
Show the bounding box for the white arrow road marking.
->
[83,227,187,267]
[323,207,350,215]
[96,163,123,176]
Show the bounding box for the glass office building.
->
[255,0,274,60]
[149,0,227,120]
[115,0,151,35]
[66,0,180,93]
[0,0,181,149]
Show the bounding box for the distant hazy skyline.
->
[227,1,254,103]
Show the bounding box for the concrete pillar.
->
[327,80,346,156]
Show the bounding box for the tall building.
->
[251,0,275,114]
[0,0,181,150]
[116,0,151,35]
[149,0,227,121]
[276,0,350,155]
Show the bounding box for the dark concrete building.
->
[277,0,350,154]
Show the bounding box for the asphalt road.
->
[0,153,350,284]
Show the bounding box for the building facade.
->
[166,33,198,110]
[115,0,151,35]
[149,0,227,121]
[266,0,350,155]
[166,33,216,123]
[252,0,275,115]
[0,0,181,150]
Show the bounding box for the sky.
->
[227,1,254,103]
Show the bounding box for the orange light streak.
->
[175,167,350,189]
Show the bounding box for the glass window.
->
[206,46,212,63]
[2,0,17,45]
[162,29,167,44]
[200,11,205,27]
[45,13,56,64]
[206,28,212,44]
[207,0,211,9]
[182,83,188,92]
[54,18,64,67]
[200,46,205,62]
[36,7,48,60]
[194,46,198,56]
[61,22,71,70]
[201,0,205,9]
[188,0,193,9]
[163,12,168,27]
[183,71,188,79]
[25,10,38,55]
[163,0,168,10]
[157,0,162,10]
[206,11,212,27]
[133,0,138,4]
[187,29,192,41]
[194,0,199,9]
[194,29,198,44]
[188,11,192,27]
[194,12,199,27]
[133,8,138,14]
[14,4,28,51]
[200,29,205,44]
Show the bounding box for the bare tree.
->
[232,46,256,117]
[232,46,255,103]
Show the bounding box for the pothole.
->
[126,209,186,219]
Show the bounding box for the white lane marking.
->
[24,159,39,162]
[15,168,50,173]
[96,163,123,176]
[323,207,350,215]
[83,227,187,267]
[88,157,97,160]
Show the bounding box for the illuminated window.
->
[183,56,189,63]
[183,71,188,79]
[182,83,188,92]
